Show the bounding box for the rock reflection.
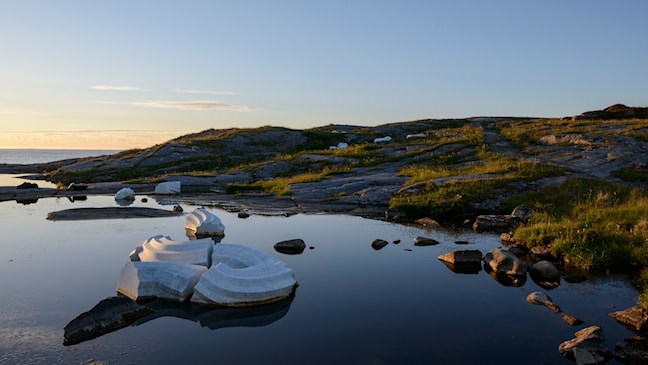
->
[64,294,294,346]
[483,263,527,287]
[439,261,482,275]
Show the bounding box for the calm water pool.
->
[0,194,638,364]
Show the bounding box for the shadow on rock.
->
[64,294,295,346]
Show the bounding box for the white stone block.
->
[185,208,225,237]
[114,187,135,201]
[373,136,392,143]
[130,235,214,266]
[116,261,207,302]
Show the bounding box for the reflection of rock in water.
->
[16,197,38,205]
[63,293,295,346]
[67,195,87,202]
[439,261,482,274]
[483,263,527,287]
[63,296,154,346]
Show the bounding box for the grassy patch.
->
[612,165,648,182]
[505,178,648,307]
[226,167,349,196]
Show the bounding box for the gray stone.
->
[473,214,521,232]
[526,291,561,313]
[483,248,528,276]
[529,260,561,286]
[559,326,611,364]
[274,238,306,255]
[371,239,389,251]
[511,205,533,221]
[437,250,483,265]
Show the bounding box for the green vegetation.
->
[612,165,648,182]
[504,178,648,308]
[226,167,349,196]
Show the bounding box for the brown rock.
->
[413,236,439,246]
[609,306,648,332]
[415,217,441,228]
[559,326,611,363]
[437,250,483,265]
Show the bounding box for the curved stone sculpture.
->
[114,187,135,201]
[155,181,181,195]
[185,208,225,237]
[117,261,207,302]
[191,244,297,307]
[129,235,214,266]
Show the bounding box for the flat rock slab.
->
[46,207,183,220]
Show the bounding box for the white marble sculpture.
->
[114,187,135,201]
[185,208,225,237]
[191,244,297,307]
[154,181,181,195]
[373,136,392,143]
[116,261,208,302]
[129,235,214,266]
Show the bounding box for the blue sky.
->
[1,0,647,149]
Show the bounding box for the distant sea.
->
[0,149,121,165]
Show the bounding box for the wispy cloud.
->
[90,85,147,91]
[132,100,259,111]
[173,89,237,96]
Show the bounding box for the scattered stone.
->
[562,313,584,326]
[437,250,483,265]
[558,326,612,364]
[454,240,470,245]
[16,182,38,189]
[500,232,523,246]
[529,260,561,289]
[67,183,87,191]
[473,214,521,233]
[173,205,183,212]
[371,239,389,251]
[413,236,439,246]
[141,197,148,203]
[393,239,401,244]
[274,238,306,255]
[483,248,528,276]
[511,204,533,221]
[415,217,441,228]
[309,246,315,250]
[609,306,648,332]
[527,292,561,313]
[114,187,135,201]
[373,136,392,143]
[615,336,648,364]
[238,212,250,219]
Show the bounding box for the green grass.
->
[612,165,648,182]
[226,167,349,196]
[504,178,648,308]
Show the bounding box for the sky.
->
[1,0,647,150]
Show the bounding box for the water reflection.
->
[483,263,528,287]
[64,294,295,346]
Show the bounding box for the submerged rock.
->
[616,336,648,364]
[529,260,561,289]
[274,238,306,255]
[527,292,561,313]
[185,207,225,237]
[63,296,153,346]
[117,261,208,302]
[191,244,297,307]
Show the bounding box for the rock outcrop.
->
[558,326,612,364]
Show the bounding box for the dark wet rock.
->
[507,245,528,258]
[562,313,584,326]
[415,217,441,227]
[527,292,561,313]
[529,260,561,289]
[413,236,439,246]
[17,182,38,189]
[438,250,483,265]
[16,197,38,205]
[473,214,521,233]
[274,239,306,255]
[483,248,528,276]
[142,197,148,203]
[46,207,183,220]
[616,336,648,365]
[238,212,250,219]
[173,205,183,212]
[454,240,470,245]
[559,326,612,364]
[371,239,389,251]
[63,296,153,346]
[530,245,555,261]
[609,306,648,333]
[392,239,401,244]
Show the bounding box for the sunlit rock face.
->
[191,244,297,307]
[185,208,225,237]
[155,181,181,195]
[114,187,135,201]
[117,261,208,302]
[129,235,214,267]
